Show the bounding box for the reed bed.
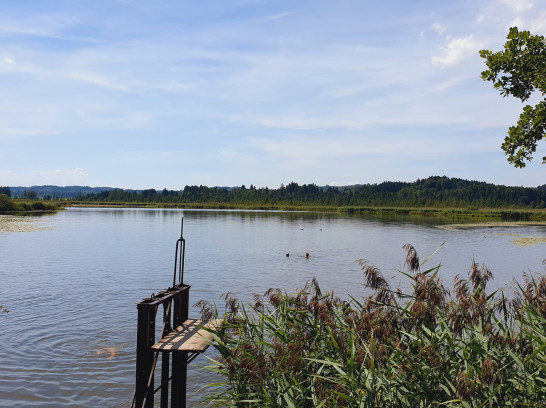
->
[198,246,546,407]
[0,195,61,212]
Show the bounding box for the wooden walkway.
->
[133,285,221,408]
[151,319,221,353]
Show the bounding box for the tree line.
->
[74,176,546,209]
[7,185,117,199]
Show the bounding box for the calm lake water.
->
[1,208,545,407]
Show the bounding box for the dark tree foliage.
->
[9,185,119,199]
[480,27,546,167]
[76,176,546,209]
[0,187,10,197]
[23,190,37,200]
[0,194,15,211]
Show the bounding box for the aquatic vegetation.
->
[510,237,546,247]
[200,247,546,407]
[0,215,54,232]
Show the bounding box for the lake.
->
[1,208,545,407]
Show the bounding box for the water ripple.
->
[1,208,544,406]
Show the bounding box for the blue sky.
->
[0,0,545,189]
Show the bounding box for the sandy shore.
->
[0,215,52,232]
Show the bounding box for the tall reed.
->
[199,248,546,407]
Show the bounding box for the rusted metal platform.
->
[151,319,221,353]
[132,219,219,408]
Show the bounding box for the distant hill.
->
[8,185,123,199]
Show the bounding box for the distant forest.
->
[3,177,545,209]
[7,185,119,199]
[63,176,546,209]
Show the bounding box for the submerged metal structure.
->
[132,219,218,408]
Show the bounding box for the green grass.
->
[199,246,546,407]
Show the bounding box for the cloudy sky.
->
[1,0,545,189]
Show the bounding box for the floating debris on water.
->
[90,342,133,359]
[510,237,546,247]
[438,221,546,230]
[0,215,52,232]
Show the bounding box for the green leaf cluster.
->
[480,27,546,167]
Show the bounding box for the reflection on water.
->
[0,208,545,407]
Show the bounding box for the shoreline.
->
[67,202,546,222]
[3,204,546,227]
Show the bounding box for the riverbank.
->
[5,196,545,223]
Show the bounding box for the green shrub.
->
[1,197,60,212]
[0,194,15,211]
[31,201,45,211]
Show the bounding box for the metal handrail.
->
[173,218,185,287]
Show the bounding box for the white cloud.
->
[67,71,129,91]
[248,134,495,163]
[263,11,298,21]
[431,23,447,36]
[232,78,506,131]
[510,17,526,29]
[0,169,89,186]
[432,34,481,67]
[528,12,546,33]
[33,168,88,185]
[0,13,87,42]
[1,2,544,188]
[0,170,16,184]
[328,180,360,186]
[500,0,534,13]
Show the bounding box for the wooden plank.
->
[151,319,221,353]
